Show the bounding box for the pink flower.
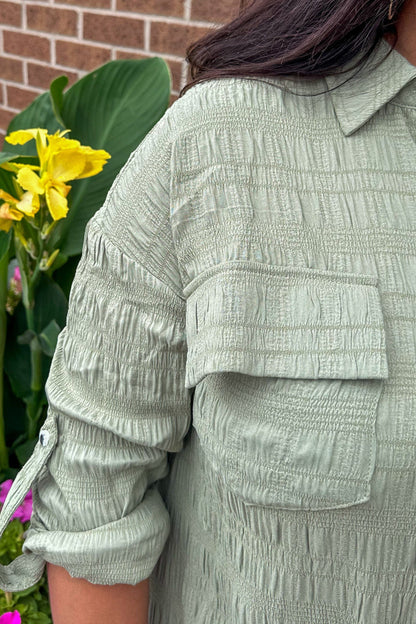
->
[0,611,21,624]
[13,266,21,282]
[0,479,12,503]
[0,480,32,523]
[9,266,22,297]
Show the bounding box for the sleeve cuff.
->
[22,486,171,586]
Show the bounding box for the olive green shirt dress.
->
[1,35,416,623]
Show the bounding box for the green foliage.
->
[0,577,52,624]
[0,518,25,565]
[0,57,171,615]
[0,515,52,621]
[1,55,171,457]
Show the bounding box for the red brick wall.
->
[0,0,239,142]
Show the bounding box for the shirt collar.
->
[324,36,416,136]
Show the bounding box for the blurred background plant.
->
[0,479,49,622]
[1,126,111,450]
[0,56,171,619]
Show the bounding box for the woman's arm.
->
[47,562,149,624]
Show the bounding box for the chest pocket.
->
[183,261,388,511]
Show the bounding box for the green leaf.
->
[0,230,12,262]
[6,92,61,156]
[4,302,32,400]
[0,517,25,564]
[38,319,61,357]
[0,167,16,199]
[0,158,40,188]
[55,57,171,256]
[13,583,41,598]
[49,75,68,130]
[33,272,67,334]
[0,151,22,165]
[15,438,37,464]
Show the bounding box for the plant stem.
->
[0,308,9,470]
[25,305,44,439]
[0,243,10,471]
[21,217,46,441]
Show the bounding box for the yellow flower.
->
[5,129,110,221]
[0,189,38,232]
[6,128,49,147]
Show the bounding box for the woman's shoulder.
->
[126,72,339,183]
[162,74,337,144]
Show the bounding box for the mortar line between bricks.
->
[48,4,220,28]
[3,80,44,94]
[22,0,27,29]
[77,8,82,41]
[184,0,192,21]
[3,25,113,47]
[2,84,7,109]
[1,48,185,66]
[144,20,150,52]
[50,35,56,65]
[105,46,185,62]
[22,59,28,85]
[0,104,21,114]
[2,76,27,91]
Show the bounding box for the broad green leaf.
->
[0,155,39,170]
[55,57,171,256]
[4,302,32,400]
[6,92,61,156]
[0,166,17,198]
[49,75,69,130]
[33,272,68,333]
[0,151,22,165]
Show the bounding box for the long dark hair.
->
[180,0,406,97]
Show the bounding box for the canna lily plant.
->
[4,129,110,223]
[0,58,171,478]
[0,129,110,446]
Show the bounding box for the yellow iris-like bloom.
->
[0,189,39,232]
[4,129,110,221]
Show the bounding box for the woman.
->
[0,0,415,622]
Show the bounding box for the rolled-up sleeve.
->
[0,108,192,590]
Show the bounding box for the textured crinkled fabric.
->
[1,35,416,623]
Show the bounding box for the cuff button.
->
[39,430,50,447]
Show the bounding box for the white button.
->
[39,429,50,447]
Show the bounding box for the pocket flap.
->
[183,261,388,388]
